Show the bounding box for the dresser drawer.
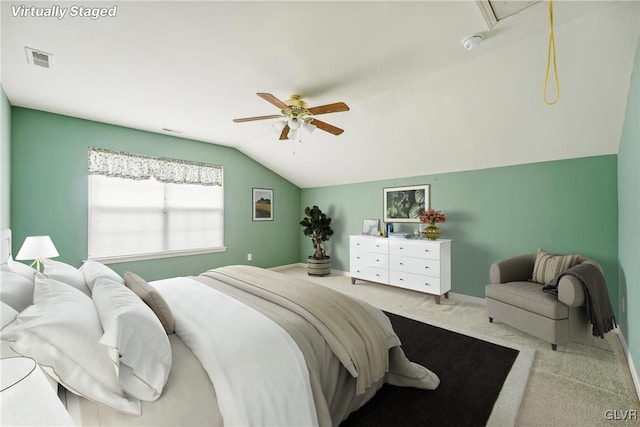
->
[350,236,388,254]
[351,266,388,284]
[351,252,388,269]
[389,270,442,294]
[389,239,440,260]
[389,255,440,277]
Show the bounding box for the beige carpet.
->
[277,265,640,427]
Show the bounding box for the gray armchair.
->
[485,253,598,350]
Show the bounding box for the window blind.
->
[88,148,224,260]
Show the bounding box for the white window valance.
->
[88,147,223,186]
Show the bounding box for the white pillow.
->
[43,258,91,296]
[1,301,18,328]
[92,277,172,401]
[1,259,37,283]
[0,270,35,311]
[0,274,141,415]
[80,260,124,290]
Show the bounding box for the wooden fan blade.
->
[257,93,288,110]
[307,102,350,115]
[279,124,290,140]
[309,119,344,136]
[233,115,282,123]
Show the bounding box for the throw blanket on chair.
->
[545,263,616,338]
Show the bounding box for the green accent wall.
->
[10,107,301,280]
[8,103,628,345]
[301,155,619,318]
[1,87,10,228]
[618,34,640,387]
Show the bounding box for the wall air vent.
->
[25,47,54,69]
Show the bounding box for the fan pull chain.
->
[543,0,560,105]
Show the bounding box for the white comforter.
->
[152,277,318,427]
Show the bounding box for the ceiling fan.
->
[233,93,350,140]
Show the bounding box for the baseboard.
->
[271,264,349,276]
[270,263,306,271]
[451,293,486,305]
[616,328,640,403]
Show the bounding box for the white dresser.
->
[350,235,451,304]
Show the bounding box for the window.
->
[88,148,224,261]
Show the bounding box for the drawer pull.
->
[424,282,430,287]
[424,266,429,269]
[399,262,404,265]
[424,249,430,252]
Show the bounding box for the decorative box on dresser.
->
[350,235,451,304]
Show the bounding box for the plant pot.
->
[307,256,331,276]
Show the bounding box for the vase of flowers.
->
[419,209,446,240]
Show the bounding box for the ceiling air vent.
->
[25,47,54,69]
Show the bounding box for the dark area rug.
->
[341,311,520,427]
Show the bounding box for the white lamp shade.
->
[1,357,75,426]
[288,129,301,142]
[15,236,59,261]
[287,116,303,130]
[303,122,316,134]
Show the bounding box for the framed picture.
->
[383,184,430,223]
[362,219,380,235]
[252,188,273,221]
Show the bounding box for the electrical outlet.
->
[247,253,252,261]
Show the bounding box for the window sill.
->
[87,247,227,265]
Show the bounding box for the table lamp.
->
[15,236,59,272]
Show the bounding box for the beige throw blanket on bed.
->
[201,265,389,396]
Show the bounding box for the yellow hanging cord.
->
[543,0,560,105]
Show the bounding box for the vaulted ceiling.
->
[2,1,639,188]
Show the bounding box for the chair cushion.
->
[485,281,569,320]
[531,248,579,285]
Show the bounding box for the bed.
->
[0,229,439,426]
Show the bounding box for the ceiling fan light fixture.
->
[303,122,316,134]
[233,93,348,140]
[288,129,301,143]
[288,116,303,131]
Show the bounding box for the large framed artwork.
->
[252,188,273,221]
[383,184,430,223]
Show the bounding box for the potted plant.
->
[300,205,334,276]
